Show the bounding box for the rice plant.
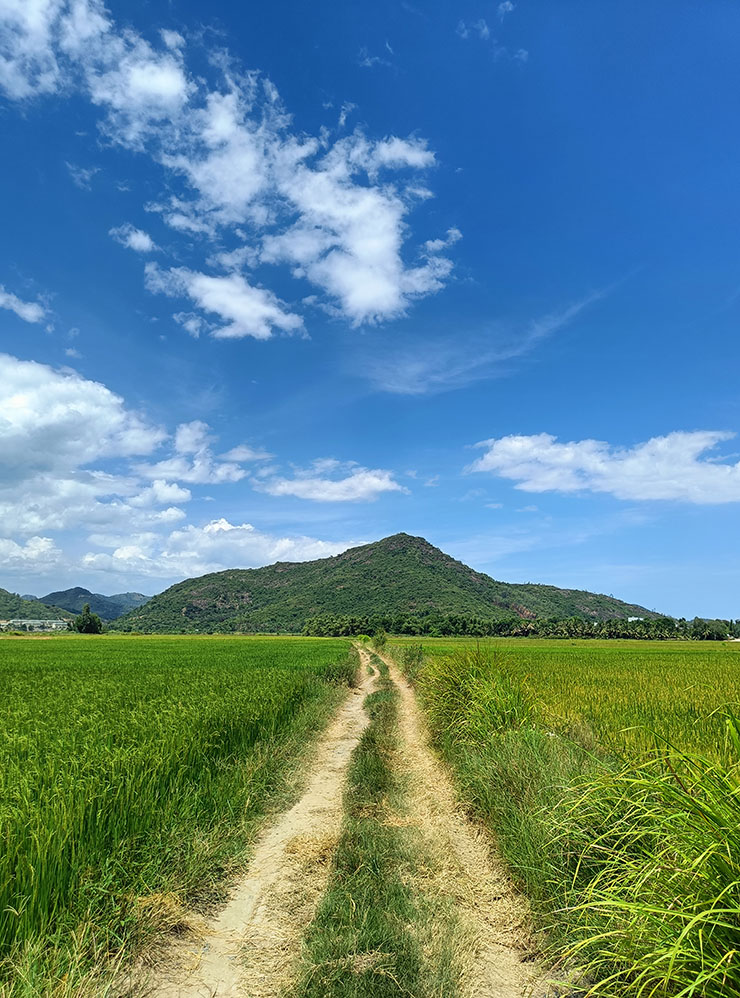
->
[0,635,354,994]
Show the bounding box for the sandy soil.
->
[377,652,543,998]
[137,664,376,998]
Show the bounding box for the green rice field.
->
[391,637,740,998]
[0,634,354,994]
[392,636,740,761]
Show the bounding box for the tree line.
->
[302,612,740,641]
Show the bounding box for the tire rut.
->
[377,652,543,998]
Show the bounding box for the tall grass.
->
[0,635,355,995]
[394,640,740,997]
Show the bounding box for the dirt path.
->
[139,665,376,998]
[378,653,543,998]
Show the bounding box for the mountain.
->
[112,533,661,634]
[39,588,150,621]
[0,589,72,621]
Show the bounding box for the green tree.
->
[74,603,103,634]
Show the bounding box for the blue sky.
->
[1,0,739,617]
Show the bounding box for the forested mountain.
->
[113,533,660,634]
[0,589,72,621]
[38,588,149,621]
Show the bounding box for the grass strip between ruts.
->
[290,652,460,998]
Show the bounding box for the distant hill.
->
[113,533,661,634]
[39,587,150,621]
[0,589,72,622]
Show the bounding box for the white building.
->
[0,619,69,632]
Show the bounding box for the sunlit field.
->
[391,636,740,997]
[0,635,354,993]
[392,636,740,761]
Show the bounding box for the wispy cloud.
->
[357,46,392,69]
[0,285,46,324]
[65,162,99,189]
[361,289,604,395]
[457,12,527,62]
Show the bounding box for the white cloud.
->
[146,265,303,340]
[498,1,515,20]
[160,29,184,51]
[424,227,462,253]
[129,479,191,507]
[0,535,61,570]
[136,419,248,484]
[81,518,355,579]
[0,3,456,330]
[0,353,174,537]
[0,353,164,479]
[109,222,158,252]
[468,430,740,504]
[173,311,204,338]
[0,350,375,589]
[256,461,408,502]
[0,0,63,99]
[0,284,46,323]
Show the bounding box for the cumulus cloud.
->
[145,264,303,339]
[0,350,389,588]
[109,222,158,252]
[81,518,356,578]
[129,479,191,507]
[0,353,163,479]
[0,1,456,331]
[0,352,175,539]
[468,430,740,504]
[0,284,46,323]
[136,419,250,484]
[0,535,61,570]
[255,460,408,502]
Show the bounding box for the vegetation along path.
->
[139,648,541,998]
[377,650,541,998]
[139,665,377,998]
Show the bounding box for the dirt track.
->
[378,652,541,998]
[139,665,376,998]
[137,648,540,997]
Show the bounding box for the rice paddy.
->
[4,632,740,997]
[392,637,740,997]
[0,634,354,994]
[393,637,740,761]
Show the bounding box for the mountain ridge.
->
[113,533,661,633]
[39,587,150,621]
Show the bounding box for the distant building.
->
[0,619,69,632]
